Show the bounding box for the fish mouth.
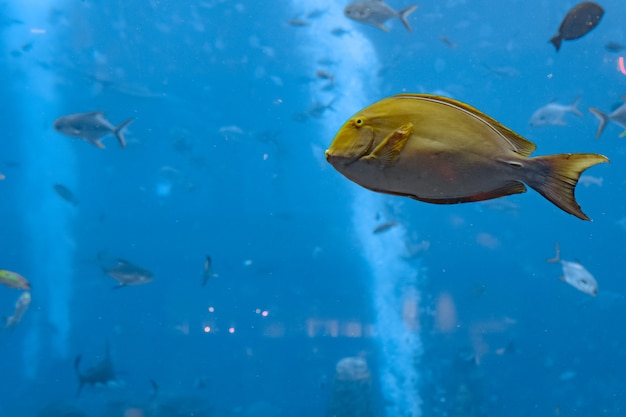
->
[326,127,374,167]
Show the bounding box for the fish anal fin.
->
[363,123,413,168]
[377,181,527,204]
[376,24,390,32]
[526,153,609,220]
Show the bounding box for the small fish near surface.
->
[103,258,154,288]
[53,183,78,206]
[589,100,626,139]
[325,94,608,220]
[529,98,583,127]
[549,2,604,51]
[0,269,31,290]
[344,0,418,32]
[547,242,598,296]
[75,343,118,396]
[53,111,133,149]
[4,291,31,329]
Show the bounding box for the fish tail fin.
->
[570,97,583,117]
[397,5,418,32]
[549,34,562,51]
[113,118,133,148]
[589,107,609,139]
[526,153,609,220]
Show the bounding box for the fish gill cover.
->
[0,0,625,417]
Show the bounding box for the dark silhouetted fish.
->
[605,41,625,53]
[550,2,604,51]
[103,259,154,288]
[75,343,117,396]
[53,184,78,206]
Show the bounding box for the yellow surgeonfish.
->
[325,94,608,220]
[0,270,31,290]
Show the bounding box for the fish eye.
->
[354,118,364,127]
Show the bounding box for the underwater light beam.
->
[290,1,422,415]
[9,0,76,377]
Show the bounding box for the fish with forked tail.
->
[589,100,626,139]
[325,94,608,220]
[54,111,133,149]
[529,98,583,127]
[344,0,418,32]
[75,343,118,396]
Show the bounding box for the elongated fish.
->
[0,270,31,290]
[325,94,608,220]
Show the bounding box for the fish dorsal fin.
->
[394,94,537,156]
[84,111,105,118]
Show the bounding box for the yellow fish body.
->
[0,270,31,290]
[325,94,608,220]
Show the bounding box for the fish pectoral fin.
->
[376,24,390,32]
[363,123,413,168]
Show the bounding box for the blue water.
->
[0,0,625,416]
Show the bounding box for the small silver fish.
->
[589,100,626,139]
[344,0,418,32]
[529,98,583,127]
[53,111,133,149]
[547,243,598,296]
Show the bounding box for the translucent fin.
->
[526,153,609,220]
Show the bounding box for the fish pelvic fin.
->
[549,34,562,51]
[113,118,133,148]
[397,5,418,32]
[526,153,609,220]
[588,107,609,139]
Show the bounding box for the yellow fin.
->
[393,94,537,156]
[526,153,609,220]
[364,123,413,168]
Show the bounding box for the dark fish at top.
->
[325,94,609,220]
[75,343,117,396]
[53,183,78,206]
[344,0,418,32]
[549,2,604,51]
[53,111,133,149]
[103,258,154,288]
